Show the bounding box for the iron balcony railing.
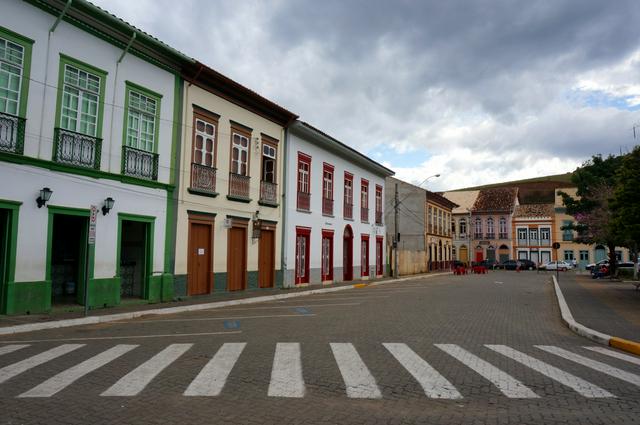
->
[229,172,250,199]
[0,112,25,155]
[498,233,509,239]
[485,233,495,240]
[474,233,483,239]
[297,191,310,211]
[260,181,278,205]
[53,128,102,169]
[322,197,333,216]
[343,202,353,219]
[122,145,158,180]
[361,207,369,222]
[191,163,217,194]
[375,210,383,225]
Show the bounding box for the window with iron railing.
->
[297,153,311,211]
[229,172,251,199]
[344,173,353,219]
[0,112,25,154]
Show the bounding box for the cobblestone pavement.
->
[557,273,640,341]
[1,271,639,425]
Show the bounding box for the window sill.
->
[188,188,219,198]
[296,208,312,214]
[344,217,354,221]
[322,213,334,218]
[227,195,252,203]
[258,200,279,208]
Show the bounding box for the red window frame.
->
[344,171,354,219]
[321,229,334,282]
[296,152,312,210]
[375,184,383,224]
[361,234,370,277]
[360,178,369,223]
[295,226,311,284]
[322,163,334,216]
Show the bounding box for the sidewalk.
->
[0,272,447,334]
[555,272,640,342]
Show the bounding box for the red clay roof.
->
[472,187,518,213]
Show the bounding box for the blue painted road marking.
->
[224,320,240,329]
[295,307,311,315]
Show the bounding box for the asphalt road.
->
[1,271,639,424]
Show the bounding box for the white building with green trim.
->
[0,0,192,314]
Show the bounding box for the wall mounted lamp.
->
[36,187,52,208]
[102,197,115,215]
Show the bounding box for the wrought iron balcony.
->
[498,233,509,239]
[53,128,102,169]
[122,145,158,180]
[297,191,310,211]
[474,233,483,240]
[361,207,369,222]
[190,163,217,194]
[375,210,383,225]
[343,202,353,219]
[322,197,333,216]
[260,181,278,205]
[229,172,250,199]
[0,112,25,155]
[485,233,495,240]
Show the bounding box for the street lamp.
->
[417,173,441,189]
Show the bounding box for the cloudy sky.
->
[94,0,640,191]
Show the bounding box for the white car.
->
[542,261,574,271]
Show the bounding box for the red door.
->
[376,236,383,276]
[321,230,333,282]
[295,227,311,284]
[475,249,483,262]
[343,225,353,281]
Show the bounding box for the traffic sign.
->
[552,242,560,249]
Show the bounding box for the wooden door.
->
[295,230,310,284]
[258,229,275,288]
[227,226,247,291]
[321,232,333,282]
[376,237,383,276]
[343,230,353,281]
[188,222,212,295]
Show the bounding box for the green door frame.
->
[116,213,155,300]
[0,200,21,314]
[46,205,94,305]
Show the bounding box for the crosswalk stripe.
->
[268,343,305,398]
[536,345,640,387]
[0,344,84,384]
[0,345,30,357]
[330,343,382,399]
[435,344,538,398]
[486,345,614,398]
[583,346,640,366]
[18,344,137,398]
[184,343,246,396]
[101,344,193,396]
[384,343,462,399]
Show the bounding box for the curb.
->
[0,272,450,336]
[551,275,640,356]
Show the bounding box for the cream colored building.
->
[444,190,479,264]
[554,188,629,270]
[173,63,297,296]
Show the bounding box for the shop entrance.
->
[0,207,15,313]
[119,219,151,299]
[50,213,89,305]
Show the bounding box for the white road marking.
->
[0,344,84,384]
[101,344,193,396]
[19,344,138,397]
[584,346,640,366]
[435,344,538,398]
[268,343,305,398]
[330,343,382,399]
[486,345,614,398]
[119,314,317,324]
[184,343,246,396]
[494,281,503,284]
[0,331,241,344]
[384,343,462,399]
[536,345,640,387]
[277,296,389,302]
[0,344,29,356]
[202,302,361,312]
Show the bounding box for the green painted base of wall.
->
[88,277,120,308]
[214,272,227,293]
[5,281,51,315]
[161,273,174,302]
[173,274,187,298]
[147,275,163,303]
[275,270,283,289]
[247,271,259,290]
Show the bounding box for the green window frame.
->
[54,54,107,138]
[0,26,33,118]
[123,81,162,153]
[562,220,573,241]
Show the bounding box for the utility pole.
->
[394,183,399,279]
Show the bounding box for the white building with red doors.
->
[283,121,394,287]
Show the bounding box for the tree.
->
[559,154,624,275]
[611,146,640,278]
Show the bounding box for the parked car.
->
[542,260,574,271]
[499,260,522,270]
[476,259,499,269]
[586,259,608,271]
[452,260,465,269]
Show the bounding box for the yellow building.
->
[173,63,297,296]
[426,191,458,271]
